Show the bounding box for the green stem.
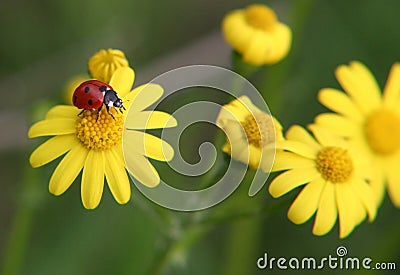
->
[149,221,211,275]
[260,0,316,116]
[1,163,42,275]
[200,196,291,225]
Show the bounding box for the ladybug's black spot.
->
[73,96,77,103]
[99,85,107,92]
[88,99,93,106]
[84,87,90,93]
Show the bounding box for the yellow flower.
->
[28,67,177,209]
[269,125,377,238]
[222,4,292,65]
[88,48,129,83]
[216,95,283,171]
[316,61,400,207]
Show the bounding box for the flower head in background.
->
[316,61,400,207]
[63,49,130,105]
[28,67,177,209]
[222,4,292,66]
[88,48,130,83]
[269,125,377,238]
[216,95,283,171]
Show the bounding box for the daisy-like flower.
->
[216,95,283,171]
[28,67,177,209]
[88,48,130,83]
[222,4,292,65]
[269,125,377,238]
[316,61,400,207]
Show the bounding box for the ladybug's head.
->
[113,98,124,108]
[104,90,125,111]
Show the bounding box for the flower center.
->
[364,109,400,155]
[241,113,274,148]
[76,108,123,150]
[244,4,277,32]
[316,147,353,183]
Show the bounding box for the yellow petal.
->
[105,149,131,204]
[314,113,359,137]
[217,104,246,126]
[49,143,88,196]
[28,119,76,138]
[308,124,344,148]
[125,111,177,130]
[260,145,275,173]
[45,105,80,119]
[318,88,363,122]
[125,84,163,112]
[220,120,251,165]
[248,145,262,169]
[368,166,386,206]
[228,137,250,165]
[285,125,321,151]
[243,31,271,65]
[312,181,337,236]
[288,177,325,224]
[349,184,367,226]
[124,152,160,187]
[219,119,246,145]
[217,96,261,124]
[264,23,292,64]
[335,183,366,238]
[352,179,377,221]
[123,130,174,161]
[30,135,77,167]
[81,150,105,209]
[268,167,320,198]
[272,116,284,141]
[383,63,400,108]
[272,151,315,171]
[276,140,317,159]
[335,61,382,116]
[386,160,400,207]
[222,11,255,57]
[234,96,264,114]
[109,67,135,97]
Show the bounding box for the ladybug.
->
[72,80,126,120]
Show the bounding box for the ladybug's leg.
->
[96,105,103,122]
[118,107,125,114]
[106,105,116,120]
[78,109,86,116]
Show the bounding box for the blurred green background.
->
[1,0,400,274]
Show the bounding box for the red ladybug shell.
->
[72,80,113,109]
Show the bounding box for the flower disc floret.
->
[364,109,400,155]
[241,113,275,148]
[244,4,277,31]
[316,146,353,183]
[76,109,123,150]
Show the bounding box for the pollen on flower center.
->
[316,147,353,183]
[364,109,400,155]
[241,113,274,148]
[244,4,277,31]
[76,108,123,150]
